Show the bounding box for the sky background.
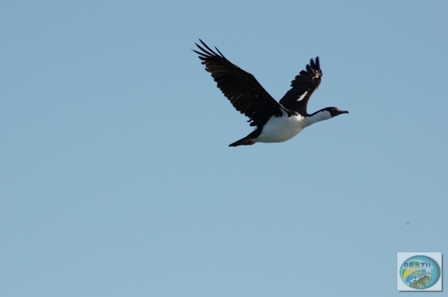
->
[1,1,447,296]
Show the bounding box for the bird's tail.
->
[228,137,255,147]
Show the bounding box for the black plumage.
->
[279,57,322,116]
[194,40,322,126]
[193,40,286,127]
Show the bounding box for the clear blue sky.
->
[1,1,447,296]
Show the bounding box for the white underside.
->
[253,110,332,143]
[254,114,310,143]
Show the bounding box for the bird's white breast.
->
[255,113,310,143]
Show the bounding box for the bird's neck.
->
[304,110,332,126]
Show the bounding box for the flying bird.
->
[193,39,348,147]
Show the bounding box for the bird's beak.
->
[339,110,349,115]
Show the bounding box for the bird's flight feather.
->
[194,39,322,124]
[279,57,322,116]
[193,39,285,127]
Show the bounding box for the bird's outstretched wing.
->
[194,39,284,127]
[279,57,322,115]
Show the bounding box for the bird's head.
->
[306,107,349,125]
[324,107,349,117]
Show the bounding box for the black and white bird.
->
[194,40,348,147]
